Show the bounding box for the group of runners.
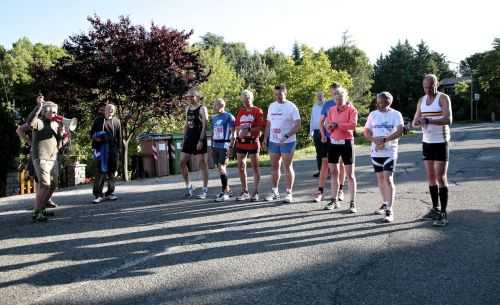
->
[178,74,452,227]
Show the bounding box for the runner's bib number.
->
[330,139,345,145]
[271,128,282,141]
[213,126,224,140]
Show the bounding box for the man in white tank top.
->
[412,74,453,227]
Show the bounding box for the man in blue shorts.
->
[263,84,301,203]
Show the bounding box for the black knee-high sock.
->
[439,187,448,213]
[220,174,228,191]
[429,185,439,209]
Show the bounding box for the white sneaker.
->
[236,192,251,201]
[105,194,118,201]
[265,191,280,202]
[215,192,225,202]
[349,201,357,213]
[338,189,345,201]
[92,197,104,204]
[375,204,387,215]
[197,188,208,199]
[313,191,324,203]
[383,209,394,223]
[250,193,260,202]
[283,192,293,203]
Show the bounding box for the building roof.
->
[440,76,472,87]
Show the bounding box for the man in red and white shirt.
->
[324,87,358,213]
[234,90,266,201]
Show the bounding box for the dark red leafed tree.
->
[44,15,207,180]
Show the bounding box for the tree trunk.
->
[122,138,130,181]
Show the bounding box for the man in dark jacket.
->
[91,103,121,203]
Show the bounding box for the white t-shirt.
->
[267,100,301,143]
[364,108,404,158]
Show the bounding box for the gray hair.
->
[423,74,439,84]
[334,87,349,100]
[376,91,393,104]
[215,98,225,106]
[187,88,202,98]
[241,89,254,102]
[42,101,58,113]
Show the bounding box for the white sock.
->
[272,187,278,194]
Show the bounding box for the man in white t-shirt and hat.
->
[364,91,404,222]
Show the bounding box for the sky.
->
[1,0,499,66]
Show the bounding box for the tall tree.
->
[198,46,244,110]
[0,104,20,196]
[373,40,453,116]
[0,38,66,116]
[197,33,275,103]
[42,15,207,180]
[292,41,302,65]
[326,43,373,106]
[274,46,352,145]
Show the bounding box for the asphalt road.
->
[1,123,499,305]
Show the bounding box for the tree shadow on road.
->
[3,209,498,305]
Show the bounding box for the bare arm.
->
[199,106,209,140]
[183,107,189,136]
[363,127,374,142]
[287,119,301,137]
[263,120,271,144]
[385,125,404,141]
[229,126,236,147]
[412,99,423,128]
[319,114,327,139]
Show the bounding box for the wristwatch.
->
[284,134,289,139]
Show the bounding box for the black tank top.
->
[186,105,203,137]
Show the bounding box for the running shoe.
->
[432,212,448,227]
[236,192,251,201]
[383,209,394,223]
[375,204,387,215]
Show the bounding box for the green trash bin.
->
[168,134,184,175]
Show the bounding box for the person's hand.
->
[417,117,429,127]
[321,134,327,143]
[196,141,203,151]
[280,135,287,144]
[373,137,385,145]
[374,137,385,151]
[403,125,410,135]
